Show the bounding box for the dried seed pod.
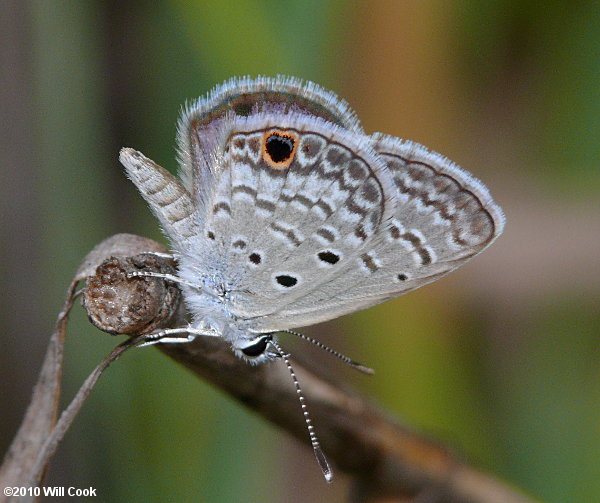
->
[83,253,181,336]
[75,233,169,281]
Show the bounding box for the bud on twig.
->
[84,253,181,336]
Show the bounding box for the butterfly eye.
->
[262,130,298,169]
[240,336,272,357]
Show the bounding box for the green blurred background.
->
[1,1,599,502]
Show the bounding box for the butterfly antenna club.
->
[280,329,374,375]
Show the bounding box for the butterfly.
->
[119,75,505,480]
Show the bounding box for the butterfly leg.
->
[136,327,218,347]
[127,271,204,291]
[143,251,176,260]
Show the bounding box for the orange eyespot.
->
[262,130,298,170]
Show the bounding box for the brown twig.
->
[82,235,538,503]
[27,336,143,486]
[0,234,179,502]
[0,279,77,496]
[1,234,539,503]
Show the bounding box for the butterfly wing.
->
[176,76,363,203]
[123,76,361,254]
[180,111,403,324]
[237,133,505,332]
[123,77,504,335]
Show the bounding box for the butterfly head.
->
[232,334,278,365]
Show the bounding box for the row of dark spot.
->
[207,229,409,288]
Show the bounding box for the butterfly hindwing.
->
[189,112,398,322]
[177,75,363,199]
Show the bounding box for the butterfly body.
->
[120,76,504,364]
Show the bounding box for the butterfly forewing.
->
[242,134,505,332]
[372,133,504,256]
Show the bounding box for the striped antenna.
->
[268,338,333,483]
[280,329,374,375]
